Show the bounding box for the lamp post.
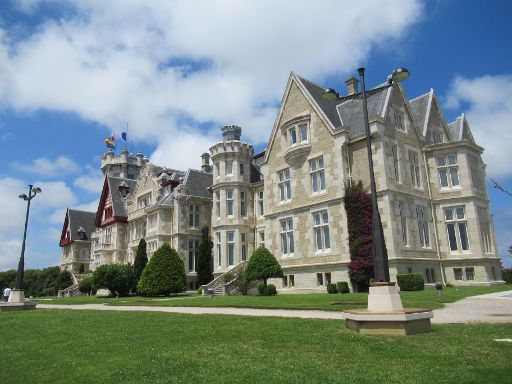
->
[10,184,42,303]
[322,67,410,282]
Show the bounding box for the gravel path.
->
[37,290,512,324]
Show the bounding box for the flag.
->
[105,134,116,149]
[121,131,127,142]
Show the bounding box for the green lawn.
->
[0,310,511,384]
[36,284,511,311]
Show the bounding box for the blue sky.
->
[0,0,511,270]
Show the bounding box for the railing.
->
[57,284,81,297]
[201,260,247,296]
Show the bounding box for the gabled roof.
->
[60,208,95,245]
[409,89,432,136]
[297,75,391,138]
[95,175,137,226]
[447,113,475,144]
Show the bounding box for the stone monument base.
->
[0,289,37,312]
[343,282,433,336]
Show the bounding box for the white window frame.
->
[313,210,330,251]
[215,191,220,219]
[226,189,234,217]
[216,232,221,267]
[392,144,400,183]
[239,163,244,175]
[225,161,233,176]
[189,205,200,228]
[288,122,309,146]
[278,168,292,202]
[226,231,235,266]
[399,202,408,246]
[310,156,326,194]
[188,239,199,272]
[445,207,470,253]
[241,233,247,261]
[436,154,460,189]
[280,217,294,256]
[240,191,246,217]
[257,191,264,216]
[258,230,265,247]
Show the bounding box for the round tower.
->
[210,125,254,276]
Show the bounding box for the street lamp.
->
[10,184,42,303]
[322,67,410,283]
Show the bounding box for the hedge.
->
[397,273,425,291]
[326,283,338,294]
[336,281,350,294]
[502,268,512,284]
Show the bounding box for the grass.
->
[0,309,511,384]
[35,284,512,311]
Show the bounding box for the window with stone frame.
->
[148,214,157,230]
[258,230,265,247]
[226,231,235,266]
[188,240,199,272]
[313,210,330,251]
[280,217,294,256]
[105,227,112,244]
[445,207,470,252]
[278,168,292,202]
[226,189,234,216]
[189,205,200,228]
[317,273,324,286]
[239,163,244,175]
[287,122,309,146]
[432,131,444,144]
[309,156,326,194]
[416,206,430,248]
[394,111,404,131]
[392,144,400,183]
[408,151,421,187]
[465,267,475,280]
[240,191,246,217]
[289,275,295,287]
[216,232,221,267]
[137,193,151,208]
[241,233,247,261]
[453,268,463,281]
[399,202,408,246]
[215,191,220,219]
[257,191,264,216]
[225,161,233,176]
[436,154,460,189]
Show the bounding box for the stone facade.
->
[60,71,504,290]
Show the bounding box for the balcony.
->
[284,142,311,165]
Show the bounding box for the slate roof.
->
[67,209,96,241]
[409,91,431,135]
[447,115,463,142]
[296,75,390,138]
[250,163,262,183]
[183,169,213,198]
[107,176,138,217]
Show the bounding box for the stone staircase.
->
[57,272,90,297]
[201,260,247,296]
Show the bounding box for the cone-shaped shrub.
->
[133,238,148,291]
[137,243,186,296]
[245,246,283,289]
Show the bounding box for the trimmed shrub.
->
[336,281,350,294]
[326,283,338,294]
[245,246,283,289]
[257,282,277,296]
[397,273,425,291]
[93,264,134,297]
[78,276,96,295]
[137,243,187,296]
[502,268,512,284]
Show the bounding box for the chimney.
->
[201,152,212,173]
[345,76,359,96]
[221,125,242,141]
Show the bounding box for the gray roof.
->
[409,91,431,134]
[183,169,213,198]
[447,115,463,142]
[297,75,390,138]
[67,209,96,241]
[250,163,262,183]
[107,176,137,217]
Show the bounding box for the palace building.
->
[59,71,504,289]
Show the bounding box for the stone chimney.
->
[201,152,212,173]
[345,76,359,96]
[221,125,242,141]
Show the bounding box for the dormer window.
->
[137,193,151,209]
[77,227,86,240]
[288,122,309,146]
[432,131,443,144]
[394,111,404,131]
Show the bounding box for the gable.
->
[59,210,71,247]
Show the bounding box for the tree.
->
[196,226,213,286]
[56,270,74,290]
[245,246,283,293]
[137,243,187,296]
[133,238,148,288]
[78,264,85,274]
[78,276,96,295]
[343,180,376,291]
[93,264,134,297]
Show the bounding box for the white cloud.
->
[0,0,423,169]
[73,165,104,193]
[11,155,80,178]
[445,74,512,178]
[0,234,22,271]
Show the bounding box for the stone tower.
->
[100,148,148,179]
[210,125,255,276]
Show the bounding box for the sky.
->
[0,0,511,270]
